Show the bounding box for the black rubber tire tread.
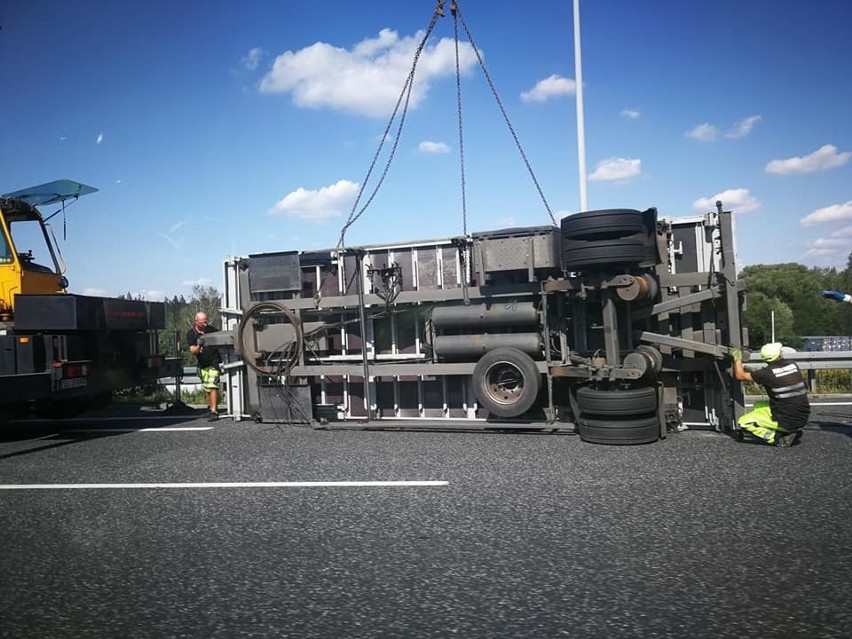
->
[562,239,647,269]
[472,347,542,418]
[561,209,645,241]
[560,229,648,253]
[577,416,660,445]
[576,385,658,417]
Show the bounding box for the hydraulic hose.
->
[237,302,303,377]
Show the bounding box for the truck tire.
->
[562,239,647,270]
[473,347,541,418]
[561,209,645,241]
[577,416,660,445]
[576,385,657,416]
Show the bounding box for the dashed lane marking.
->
[64,427,214,433]
[0,481,449,490]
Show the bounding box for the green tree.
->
[189,284,221,328]
[740,258,852,345]
[742,291,796,347]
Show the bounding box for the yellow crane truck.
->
[0,179,178,422]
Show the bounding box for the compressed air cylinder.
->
[431,303,538,328]
[433,333,542,358]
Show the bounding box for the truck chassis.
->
[216,205,758,444]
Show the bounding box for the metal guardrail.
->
[746,351,852,371]
[159,366,200,383]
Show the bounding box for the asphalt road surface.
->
[1,402,851,639]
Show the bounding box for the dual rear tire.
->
[575,385,660,445]
[561,208,656,270]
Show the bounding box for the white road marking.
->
[65,427,213,433]
[0,481,449,490]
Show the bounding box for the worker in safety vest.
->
[187,311,222,421]
[730,342,810,447]
[821,290,852,304]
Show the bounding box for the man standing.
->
[730,342,810,447]
[187,311,221,421]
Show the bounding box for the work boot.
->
[207,411,219,422]
[776,431,801,448]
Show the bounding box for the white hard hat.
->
[759,342,783,362]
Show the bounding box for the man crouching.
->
[730,342,810,447]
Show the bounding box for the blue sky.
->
[2,0,850,300]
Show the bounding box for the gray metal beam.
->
[649,288,719,316]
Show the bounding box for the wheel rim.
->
[483,361,526,406]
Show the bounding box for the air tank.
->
[431,302,538,328]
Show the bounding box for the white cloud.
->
[259,28,477,118]
[157,232,181,249]
[800,200,852,226]
[520,74,576,103]
[685,123,719,142]
[692,188,761,213]
[621,108,640,119]
[181,277,215,288]
[766,144,852,175]
[268,179,360,221]
[418,140,450,154]
[724,115,762,138]
[804,232,852,258]
[805,225,852,261]
[803,247,839,258]
[809,237,849,250]
[242,47,263,70]
[157,219,189,249]
[83,287,111,297]
[685,115,761,142]
[96,132,104,144]
[587,157,641,182]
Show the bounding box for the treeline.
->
[740,252,852,348]
[121,285,222,366]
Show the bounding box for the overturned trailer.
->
[214,204,748,445]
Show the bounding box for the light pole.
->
[573,0,588,211]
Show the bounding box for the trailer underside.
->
[213,206,756,444]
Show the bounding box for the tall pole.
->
[573,0,588,211]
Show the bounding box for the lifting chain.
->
[451,1,468,237]
[336,2,446,249]
[336,0,557,250]
[451,3,557,227]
